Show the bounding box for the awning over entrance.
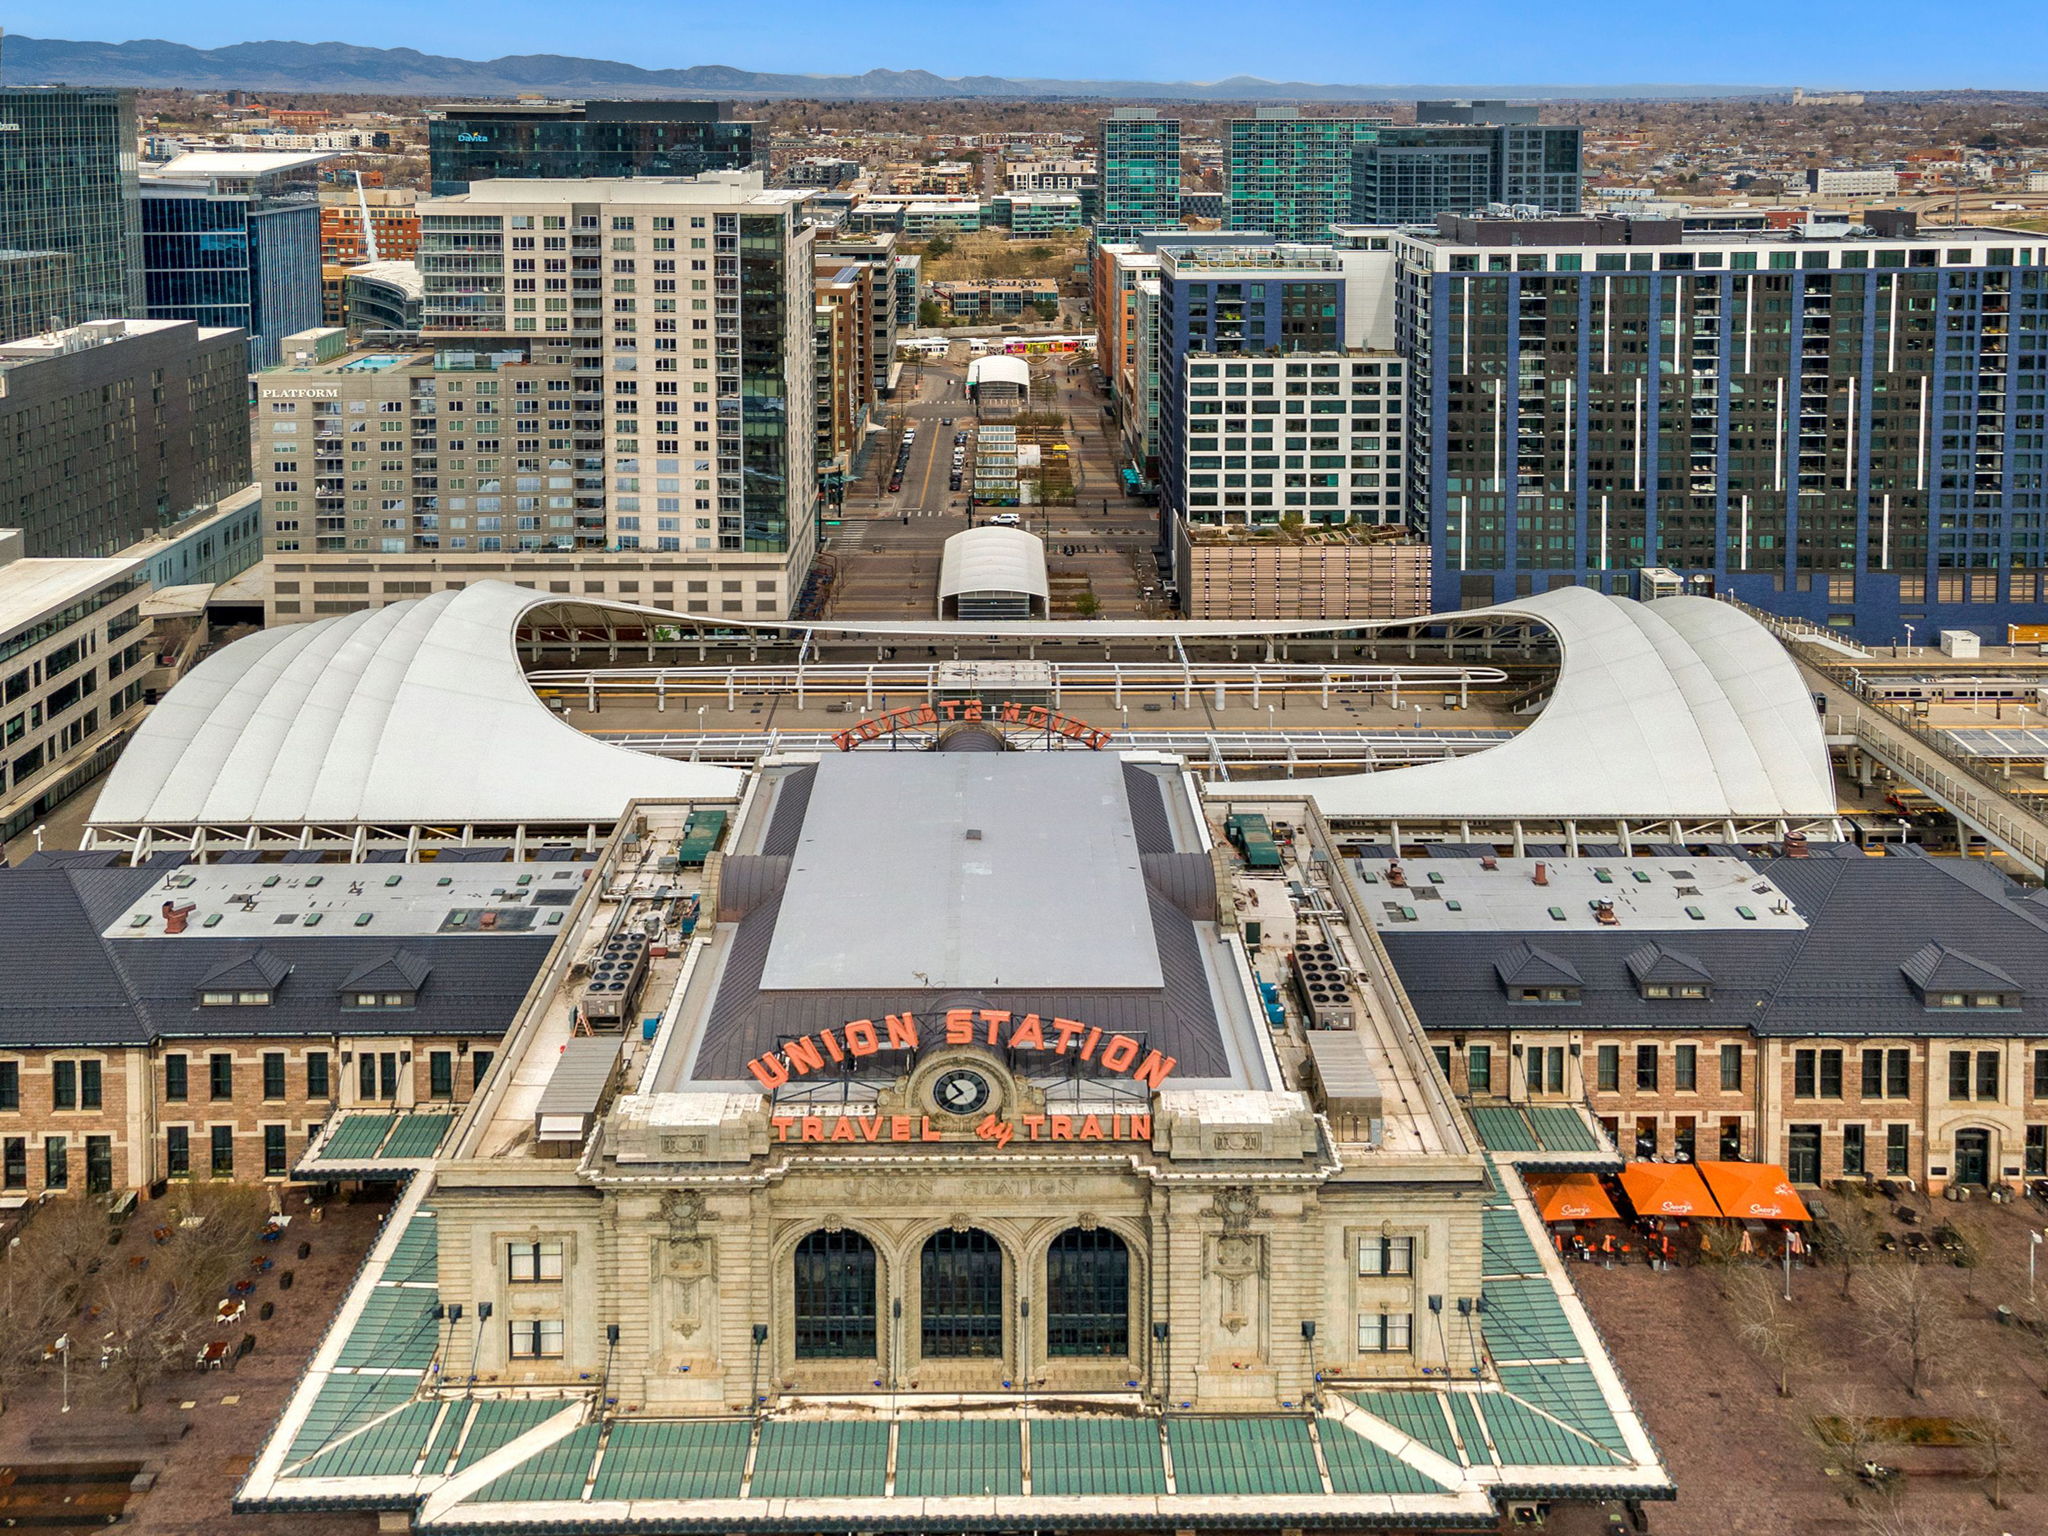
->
[1616,1161,1717,1218]
[1695,1160,1812,1221]
[1523,1171,1620,1224]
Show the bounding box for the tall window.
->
[1885,1123,1910,1176]
[1720,1044,1743,1091]
[1596,1044,1619,1092]
[164,1054,188,1102]
[306,1051,330,1099]
[793,1229,877,1358]
[1466,1045,1492,1095]
[52,1060,75,1111]
[1,1138,23,1188]
[263,1124,288,1178]
[0,1062,16,1111]
[1045,1228,1129,1357]
[430,1052,454,1100]
[1841,1124,1866,1177]
[920,1229,1003,1358]
[210,1125,234,1177]
[1635,1043,1659,1091]
[472,1050,495,1090]
[209,1054,234,1101]
[1674,1045,1697,1092]
[263,1053,286,1100]
[44,1136,67,1189]
[166,1125,189,1178]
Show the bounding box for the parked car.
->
[987,512,1023,527]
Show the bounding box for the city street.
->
[823,352,1166,620]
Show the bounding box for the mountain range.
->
[0,35,1790,101]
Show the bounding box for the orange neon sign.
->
[745,1009,1176,1093]
[832,698,1112,751]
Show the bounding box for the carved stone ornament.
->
[1206,1185,1266,1233]
[1077,1210,1101,1231]
[660,1188,711,1243]
[948,1211,972,1233]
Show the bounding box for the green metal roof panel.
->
[1320,1418,1457,1495]
[422,1399,474,1475]
[384,1113,456,1159]
[895,1418,1023,1498]
[592,1420,751,1502]
[1481,1277,1584,1364]
[1167,1417,1322,1496]
[292,1400,445,1480]
[1524,1105,1601,1152]
[1469,1106,1538,1152]
[335,1283,441,1368]
[1498,1363,1628,1453]
[454,1399,567,1469]
[1476,1390,1624,1468]
[1445,1392,1493,1467]
[383,1210,439,1285]
[324,1112,396,1161]
[1343,1391,1462,1465]
[1028,1415,1165,1496]
[1481,1207,1544,1278]
[749,1420,888,1500]
[288,1374,421,1460]
[468,1424,601,1503]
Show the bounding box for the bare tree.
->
[1808,1384,1891,1493]
[1823,1202,1882,1302]
[1858,1265,1963,1400]
[1956,1394,2031,1510]
[1724,1264,1810,1397]
[1855,1502,1977,1536]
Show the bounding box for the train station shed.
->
[937,526,1049,620]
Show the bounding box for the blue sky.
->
[12,0,2045,88]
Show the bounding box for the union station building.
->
[240,742,1671,1532]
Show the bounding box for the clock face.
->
[933,1068,992,1117]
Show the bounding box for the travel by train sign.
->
[831,698,1112,751]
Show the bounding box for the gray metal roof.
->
[1380,848,2048,1041]
[0,854,553,1048]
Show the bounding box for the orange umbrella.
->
[1694,1161,1812,1221]
[1524,1172,1619,1224]
[1616,1160,1717,1218]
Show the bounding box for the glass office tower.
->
[1225,109,1391,243]
[1352,125,1583,224]
[142,153,326,370]
[1096,109,1181,243]
[428,102,757,196]
[0,87,144,341]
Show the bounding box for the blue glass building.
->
[1396,213,2048,642]
[141,152,327,370]
[0,86,144,341]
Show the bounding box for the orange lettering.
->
[962,699,984,722]
[1022,1115,1046,1140]
[980,1008,1011,1044]
[891,1115,912,1141]
[884,1013,921,1049]
[1099,1034,1140,1073]
[1079,1027,1102,1062]
[1132,1050,1177,1090]
[999,700,1023,723]
[939,699,961,721]
[1008,1014,1046,1050]
[845,1019,880,1056]
[748,1054,790,1089]
[819,1028,844,1063]
[800,1117,825,1142]
[914,703,938,727]
[1079,1115,1105,1140]
[832,730,855,752]
[1058,716,1089,740]
[921,1116,942,1141]
[945,1009,976,1044]
[1129,1114,1152,1141]
[772,1116,795,1142]
[1025,705,1050,729]
[1050,1115,1074,1141]
[1050,1018,1085,1054]
[858,1116,884,1142]
[830,1116,857,1141]
[784,1036,825,1077]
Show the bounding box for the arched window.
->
[1045,1227,1129,1356]
[793,1229,877,1358]
[920,1228,1003,1358]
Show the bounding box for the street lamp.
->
[2031,1228,2044,1301]
[1903,622,1916,656]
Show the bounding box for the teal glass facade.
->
[0,87,143,341]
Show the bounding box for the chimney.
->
[1532,862,1549,886]
[161,900,197,934]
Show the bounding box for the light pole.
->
[1782,1239,1793,1303]
[54,1334,71,1413]
[2032,1228,2043,1301]
[1903,622,1916,656]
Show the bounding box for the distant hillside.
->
[0,35,1789,101]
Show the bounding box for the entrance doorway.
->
[1954,1127,1991,1187]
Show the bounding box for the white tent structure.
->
[91,583,740,843]
[937,526,1050,620]
[1222,586,1837,823]
[88,579,1834,859]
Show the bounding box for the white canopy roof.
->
[1226,587,1837,821]
[938,527,1049,609]
[91,583,739,828]
[967,355,1031,388]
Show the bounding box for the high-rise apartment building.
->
[1153,238,1408,534]
[141,151,329,369]
[257,174,819,621]
[320,186,422,263]
[1225,108,1392,243]
[0,319,252,558]
[1395,212,2048,638]
[0,86,145,342]
[427,101,757,196]
[1096,109,1181,243]
[813,233,901,401]
[1350,124,1583,225]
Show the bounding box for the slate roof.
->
[1624,944,1714,987]
[1899,942,2019,995]
[0,858,551,1048]
[1381,849,2048,1040]
[1492,941,1583,988]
